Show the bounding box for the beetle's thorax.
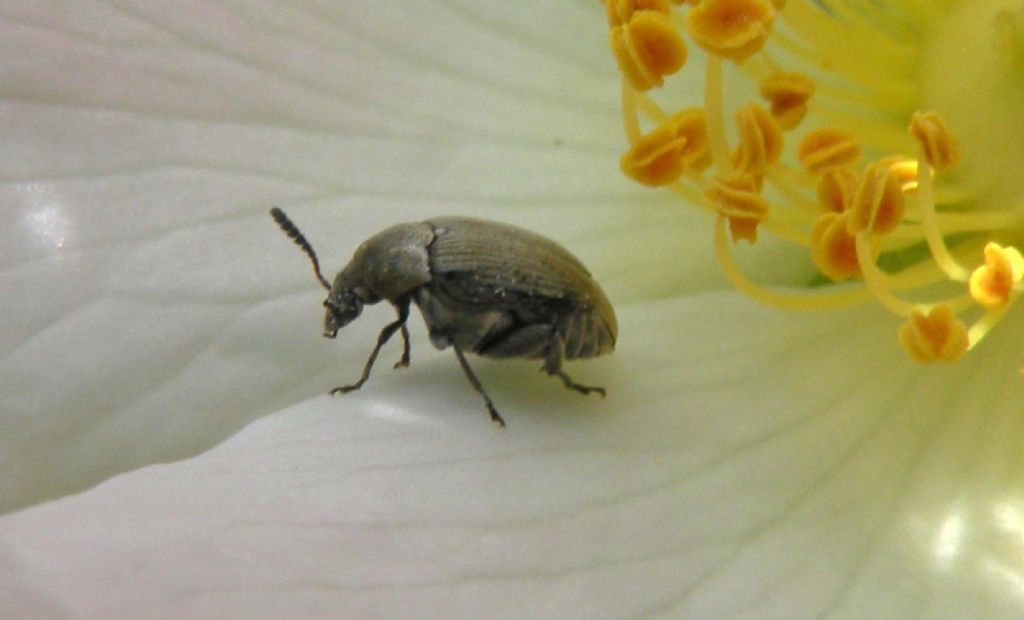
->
[348,223,434,301]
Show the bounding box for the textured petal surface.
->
[3,296,1024,618]
[0,0,715,512]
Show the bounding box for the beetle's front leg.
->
[543,334,606,398]
[331,300,411,395]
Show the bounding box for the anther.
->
[798,128,861,175]
[759,71,815,129]
[810,212,860,281]
[879,156,920,193]
[969,242,1024,308]
[899,305,969,363]
[847,162,905,236]
[731,104,784,175]
[610,10,688,91]
[620,124,688,186]
[816,168,858,213]
[620,108,711,185]
[909,111,959,172]
[687,0,777,62]
[605,0,671,27]
[706,172,769,243]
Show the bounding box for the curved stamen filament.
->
[914,157,970,282]
[854,232,918,316]
[967,304,1013,349]
[715,216,873,309]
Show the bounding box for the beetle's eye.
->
[323,300,341,318]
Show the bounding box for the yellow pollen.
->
[969,242,1024,309]
[797,128,861,175]
[848,162,905,236]
[810,212,860,282]
[899,306,969,364]
[610,10,688,91]
[686,0,776,62]
[759,71,815,130]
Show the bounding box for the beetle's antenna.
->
[270,207,331,291]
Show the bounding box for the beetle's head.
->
[322,289,363,338]
[271,207,368,339]
[322,263,382,338]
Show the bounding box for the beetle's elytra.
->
[271,208,617,427]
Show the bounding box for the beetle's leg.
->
[330,301,410,395]
[543,334,606,398]
[394,324,411,369]
[393,300,412,369]
[453,347,506,427]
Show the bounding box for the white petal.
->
[3,295,1023,618]
[0,1,711,511]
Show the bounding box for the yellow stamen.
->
[687,0,776,62]
[706,172,769,243]
[969,242,1024,309]
[759,70,815,130]
[879,156,919,193]
[703,55,730,169]
[606,0,672,27]
[810,212,860,282]
[848,162,905,237]
[610,10,688,91]
[607,1,1024,370]
[619,108,712,186]
[816,168,858,213]
[713,216,874,310]
[909,110,960,172]
[797,128,861,175]
[899,306,969,363]
[731,104,784,175]
[620,124,688,186]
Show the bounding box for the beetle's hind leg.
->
[543,334,606,398]
[330,300,411,395]
[453,347,506,427]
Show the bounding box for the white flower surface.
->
[2,1,1023,618]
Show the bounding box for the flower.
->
[1,2,1024,619]
[608,0,1024,368]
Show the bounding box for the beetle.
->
[270,208,617,426]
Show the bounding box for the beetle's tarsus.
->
[329,383,362,395]
[543,334,606,398]
[453,347,507,428]
[554,370,606,398]
[488,404,507,427]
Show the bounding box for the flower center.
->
[604,0,1024,368]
